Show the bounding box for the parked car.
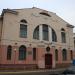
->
[61,65,75,75]
[50,65,75,75]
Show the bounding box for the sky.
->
[0,0,75,32]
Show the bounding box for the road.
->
[0,72,54,75]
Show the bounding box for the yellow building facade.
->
[0,7,75,69]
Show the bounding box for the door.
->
[45,54,52,69]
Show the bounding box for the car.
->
[49,65,75,75]
[62,69,75,74]
[61,65,75,75]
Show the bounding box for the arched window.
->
[52,29,57,42]
[55,49,58,61]
[7,45,12,60]
[19,45,26,60]
[70,50,73,60]
[33,26,39,40]
[43,24,49,41]
[33,48,36,60]
[61,28,65,31]
[62,49,67,61]
[61,28,66,43]
[40,12,51,17]
[33,24,57,42]
[20,19,27,38]
[20,19,27,23]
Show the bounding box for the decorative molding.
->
[37,45,45,47]
[31,13,40,17]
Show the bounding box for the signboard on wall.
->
[72,59,75,65]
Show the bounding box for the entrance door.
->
[45,54,52,69]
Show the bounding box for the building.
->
[0,7,75,69]
[73,33,75,50]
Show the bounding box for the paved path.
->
[0,68,65,75]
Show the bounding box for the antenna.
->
[32,0,37,8]
[32,0,34,7]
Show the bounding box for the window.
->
[74,39,75,49]
[20,19,27,23]
[62,49,67,61]
[61,28,65,31]
[20,24,27,38]
[33,48,36,60]
[19,45,26,60]
[61,28,66,43]
[52,29,57,42]
[55,49,58,61]
[7,45,12,60]
[70,50,73,60]
[33,24,57,42]
[43,24,49,41]
[61,32,66,43]
[40,12,51,17]
[20,19,27,38]
[33,26,39,40]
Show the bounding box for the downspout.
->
[0,17,3,45]
[0,17,3,64]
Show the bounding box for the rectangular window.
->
[62,50,67,61]
[70,51,73,60]
[7,50,11,60]
[52,30,57,42]
[61,32,66,43]
[33,26,39,40]
[7,46,12,60]
[33,48,36,60]
[63,55,67,61]
[43,25,49,41]
[20,24,27,38]
[55,50,58,61]
[19,50,26,60]
[35,30,39,40]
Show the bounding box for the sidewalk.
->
[0,68,66,74]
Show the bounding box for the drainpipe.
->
[0,17,3,64]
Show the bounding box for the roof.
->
[1,9,18,16]
[66,24,74,28]
[13,7,55,13]
[0,7,74,28]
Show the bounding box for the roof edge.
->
[67,24,74,28]
[1,9,18,16]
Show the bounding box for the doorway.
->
[45,54,52,69]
